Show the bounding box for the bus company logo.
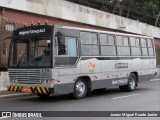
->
[19,29,45,35]
[115,62,128,69]
[88,63,96,71]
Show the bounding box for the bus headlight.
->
[10,78,17,83]
[42,79,54,84]
[42,79,47,84]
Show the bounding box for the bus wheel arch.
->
[72,76,91,99]
[119,73,137,92]
[130,72,139,87]
[77,76,91,94]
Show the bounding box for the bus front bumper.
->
[7,85,53,95]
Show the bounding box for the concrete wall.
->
[0,72,9,91]
[0,0,160,38]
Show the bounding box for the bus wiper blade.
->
[16,53,25,67]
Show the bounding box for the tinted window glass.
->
[135,38,140,47]
[131,47,141,56]
[117,47,130,56]
[81,45,99,55]
[108,35,114,45]
[91,33,98,44]
[141,38,147,47]
[80,32,90,44]
[147,39,153,47]
[123,37,129,46]
[116,36,123,46]
[100,34,107,44]
[142,48,148,56]
[130,37,135,46]
[101,46,116,55]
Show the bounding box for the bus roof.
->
[58,25,153,39]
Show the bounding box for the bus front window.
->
[9,37,52,68]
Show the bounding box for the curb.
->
[0,93,30,98]
[142,78,160,83]
[149,78,160,82]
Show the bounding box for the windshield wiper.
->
[16,51,26,67]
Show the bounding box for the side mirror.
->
[2,42,7,54]
[59,33,65,45]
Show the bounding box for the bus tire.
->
[37,93,50,98]
[72,79,87,99]
[119,73,136,92]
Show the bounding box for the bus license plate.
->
[22,86,32,93]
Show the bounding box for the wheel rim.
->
[75,81,86,97]
[129,76,135,89]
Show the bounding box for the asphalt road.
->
[0,80,160,120]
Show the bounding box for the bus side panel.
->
[142,59,150,74]
[54,68,75,94]
[117,60,131,78]
[138,58,156,82]
[149,59,156,74]
[131,58,143,71]
[92,58,128,89]
[138,74,155,83]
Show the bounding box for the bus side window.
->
[116,36,130,56]
[80,32,99,56]
[147,39,154,56]
[66,37,77,56]
[57,35,77,56]
[141,38,148,56]
[100,34,116,56]
[130,37,141,56]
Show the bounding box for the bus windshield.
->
[9,36,52,68]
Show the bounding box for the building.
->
[0,0,160,70]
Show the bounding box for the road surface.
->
[0,80,159,120]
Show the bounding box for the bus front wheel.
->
[119,73,136,92]
[72,79,87,99]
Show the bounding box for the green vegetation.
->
[67,0,160,27]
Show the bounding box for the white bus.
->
[7,24,156,99]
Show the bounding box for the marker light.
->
[24,22,27,27]
[38,20,40,25]
[31,21,34,26]
[45,20,48,25]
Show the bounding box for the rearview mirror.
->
[59,33,65,45]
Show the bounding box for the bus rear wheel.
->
[72,79,87,99]
[119,73,136,92]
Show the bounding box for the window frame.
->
[80,31,100,56]
[141,38,149,56]
[116,35,131,56]
[130,37,142,56]
[55,36,79,57]
[99,33,116,56]
[147,38,154,56]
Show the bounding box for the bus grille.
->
[8,69,51,84]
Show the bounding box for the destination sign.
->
[19,29,46,35]
[13,25,53,37]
